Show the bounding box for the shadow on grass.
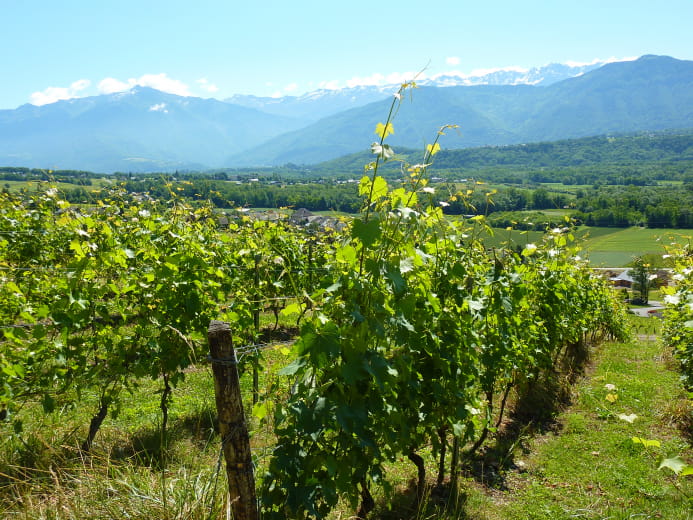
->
[370,481,471,520]
[461,339,593,493]
[0,430,75,487]
[109,404,219,469]
[0,403,221,492]
[258,325,299,343]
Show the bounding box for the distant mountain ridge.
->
[226,55,693,166]
[224,60,610,122]
[0,87,305,172]
[0,55,691,172]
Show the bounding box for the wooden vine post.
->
[208,320,259,520]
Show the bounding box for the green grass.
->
[1,178,113,193]
[539,183,594,193]
[461,336,693,520]
[477,225,693,267]
[535,208,573,217]
[579,227,691,252]
[2,322,691,519]
[476,226,546,250]
[576,227,693,267]
[0,337,289,519]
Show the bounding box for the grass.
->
[475,226,546,250]
[460,333,692,520]
[1,178,113,193]
[0,328,289,519]
[577,227,693,267]
[477,225,693,267]
[539,183,594,193]
[1,319,691,519]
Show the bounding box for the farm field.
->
[1,178,113,192]
[576,226,693,267]
[478,225,693,267]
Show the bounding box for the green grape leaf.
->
[359,175,388,200]
[278,357,307,376]
[632,437,661,448]
[659,456,689,475]
[374,122,394,140]
[336,245,357,266]
[281,302,302,317]
[352,218,381,248]
[252,402,268,421]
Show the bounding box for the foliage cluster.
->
[260,85,630,519]
[119,178,363,213]
[571,184,693,228]
[0,185,326,449]
[431,131,693,182]
[39,174,693,230]
[662,245,693,388]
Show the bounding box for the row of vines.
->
[1,84,633,518]
[260,86,630,518]
[662,245,693,389]
[0,185,326,448]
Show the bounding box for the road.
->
[629,301,664,318]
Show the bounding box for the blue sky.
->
[2,0,691,109]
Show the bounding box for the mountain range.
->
[1,55,691,173]
[223,60,608,122]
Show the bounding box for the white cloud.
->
[149,103,168,113]
[468,66,528,76]
[446,56,460,66]
[135,73,192,96]
[339,71,423,90]
[97,73,192,96]
[98,77,133,94]
[564,56,638,67]
[389,71,423,84]
[564,58,603,68]
[283,82,298,93]
[196,78,219,93]
[71,79,91,91]
[30,79,91,106]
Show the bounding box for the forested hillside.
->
[312,130,693,183]
[3,130,693,228]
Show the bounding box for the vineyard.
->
[1,85,691,519]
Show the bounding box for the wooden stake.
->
[208,320,259,520]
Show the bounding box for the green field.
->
[576,227,693,267]
[481,225,693,267]
[1,178,113,193]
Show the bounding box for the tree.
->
[628,256,653,305]
[531,188,551,209]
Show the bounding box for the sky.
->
[1,0,692,110]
